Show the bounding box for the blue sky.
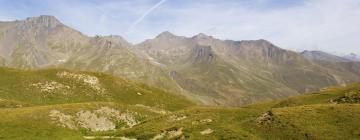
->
[0,0,359,54]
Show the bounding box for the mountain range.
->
[1,15,360,106]
[343,53,360,61]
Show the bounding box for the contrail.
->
[127,0,168,33]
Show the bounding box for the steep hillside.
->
[0,16,182,99]
[58,36,178,93]
[1,16,360,106]
[0,68,359,139]
[0,16,88,68]
[134,32,358,106]
[301,51,360,85]
[0,67,193,110]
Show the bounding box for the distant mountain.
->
[133,31,360,105]
[343,53,360,62]
[301,50,351,62]
[1,16,360,106]
[300,50,360,85]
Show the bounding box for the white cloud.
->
[127,0,167,33]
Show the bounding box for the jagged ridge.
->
[1,16,360,106]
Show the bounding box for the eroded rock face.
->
[95,107,138,128]
[167,127,184,139]
[256,111,274,126]
[76,110,116,131]
[49,107,138,132]
[49,110,76,129]
[151,127,184,140]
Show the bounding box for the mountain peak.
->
[92,35,130,47]
[239,39,275,48]
[156,31,176,39]
[23,15,62,28]
[26,15,57,19]
[192,33,213,39]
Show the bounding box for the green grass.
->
[0,67,360,139]
[267,104,360,139]
[0,67,193,111]
[0,102,166,140]
[271,82,360,108]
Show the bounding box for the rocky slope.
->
[301,50,360,86]
[0,15,181,97]
[133,32,360,105]
[1,15,360,106]
[0,15,87,68]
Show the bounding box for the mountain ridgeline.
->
[1,15,360,106]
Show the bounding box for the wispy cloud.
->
[127,0,167,33]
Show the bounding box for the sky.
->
[0,0,359,54]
